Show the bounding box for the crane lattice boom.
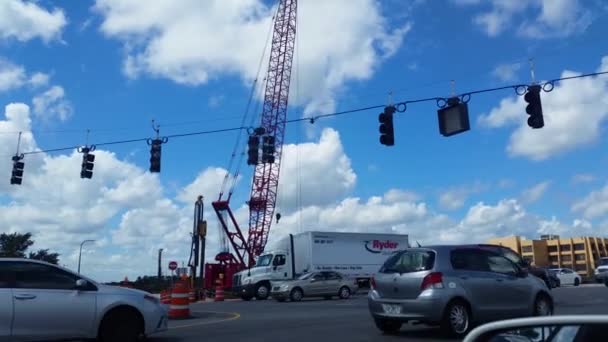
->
[212,0,297,268]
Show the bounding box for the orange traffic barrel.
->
[214,278,224,302]
[168,282,190,319]
[160,290,172,305]
[189,289,196,303]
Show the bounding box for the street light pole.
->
[78,239,95,274]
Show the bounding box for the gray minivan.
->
[368,246,553,337]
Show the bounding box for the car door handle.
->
[496,278,504,282]
[14,294,37,300]
[459,276,468,280]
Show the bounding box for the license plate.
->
[382,304,402,315]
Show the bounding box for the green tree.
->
[0,232,34,258]
[0,232,60,265]
[28,249,60,265]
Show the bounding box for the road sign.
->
[168,261,178,271]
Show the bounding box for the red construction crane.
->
[212,0,297,269]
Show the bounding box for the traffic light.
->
[149,139,162,173]
[437,97,470,137]
[262,135,276,164]
[247,135,260,165]
[525,84,544,129]
[10,155,24,185]
[379,105,396,146]
[80,147,95,179]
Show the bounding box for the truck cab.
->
[232,249,293,300]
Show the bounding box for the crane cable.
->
[219,6,278,201]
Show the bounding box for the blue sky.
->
[0,0,608,281]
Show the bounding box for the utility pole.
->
[158,248,164,279]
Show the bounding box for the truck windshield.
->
[379,250,435,274]
[255,254,273,267]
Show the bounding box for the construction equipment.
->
[187,196,206,296]
[211,0,297,274]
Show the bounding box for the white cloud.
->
[384,189,420,203]
[438,182,487,210]
[518,0,594,39]
[572,173,595,184]
[177,167,235,204]
[521,181,551,204]
[572,183,608,220]
[277,128,356,211]
[456,0,596,39]
[94,0,410,116]
[0,59,51,92]
[438,199,546,243]
[28,72,50,88]
[478,56,608,160]
[32,85,73,121]
[0,0,67,42]
[492,62,522,82]
[0,58,26,92]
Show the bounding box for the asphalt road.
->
[150,284,608,342]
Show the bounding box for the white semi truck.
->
[231,231,409,300]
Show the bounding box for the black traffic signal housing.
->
[525,84,544,129]
[10,155,24,185]
[247,135,260,165]
[379,105,396,146]
[80,147,95,179]
[262,135,276,164]
[437,97,470,137]
[149,139,162,173]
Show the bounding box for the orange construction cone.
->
[168,281,190,319]
[215,274,225,302]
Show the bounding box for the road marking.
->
[169,311,240,330]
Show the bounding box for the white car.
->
[594,257,608,282]
[0,258,168,342]
[550,268,582,286]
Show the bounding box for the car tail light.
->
[420,272,444,291]
[370,277,376,290]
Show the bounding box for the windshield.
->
[600,258,608,266]
[379,250,435,273]
[254,254,273,267]
[297,273,314,280]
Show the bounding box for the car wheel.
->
[574,278,580,286]
[290,287,303,302]
[98,308,143,342]
[374,318,402,334]
[533,294,553,316]
[338,286,351,299]
[441,300,471,337]
[255,283,270,300]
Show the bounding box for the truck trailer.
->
[232,231,409,300]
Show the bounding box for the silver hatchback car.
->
[368,246,553,337]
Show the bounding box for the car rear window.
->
[379,250,435,274]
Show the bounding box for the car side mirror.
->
[75,279,88,290]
